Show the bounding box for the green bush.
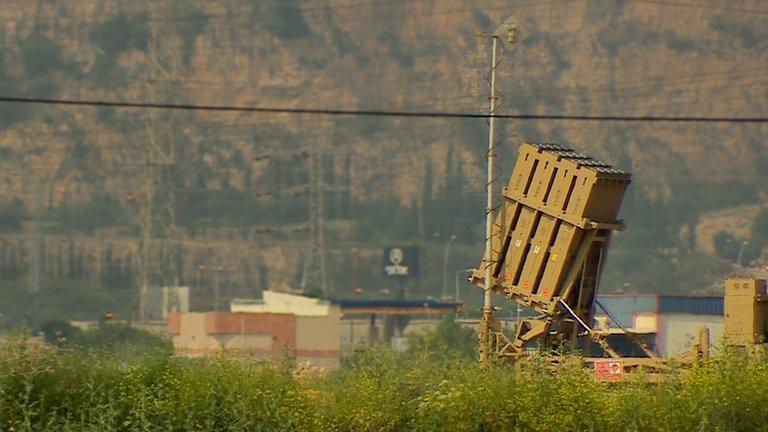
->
[66,323,172,358]
[0,341,315,431]
[320,349,416,431]
[38,320,79,346]
[407,317,476,361]
[1,341,768,431]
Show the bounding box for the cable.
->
[0,96,766,123]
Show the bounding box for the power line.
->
[5,63,763,107]
[0,95,766,123]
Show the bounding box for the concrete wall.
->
[633,312,658,332]
[171,312,296,356]
[295,308,341,356]
[172,313,222,355]
[170,310,341,366]
[659,313,723,357]
[296,308,341,367]
[213,334,273,352]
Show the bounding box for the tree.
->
[713,231,740,262]
[0,198,26,232]
[407,317,476,361]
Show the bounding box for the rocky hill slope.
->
[0,0,765,320]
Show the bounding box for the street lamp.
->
[738,241,749,269]
[454,268,474,301]
[725,237,749,274]
[442,235,458,299]
[454,268,474,320]
[735,240,749,278]
[477,15,520,362]
[351,247,359,296]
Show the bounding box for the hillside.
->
[0,0,766,323]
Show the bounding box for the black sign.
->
[382,246,419,277]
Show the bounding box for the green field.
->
[2,324,768,432]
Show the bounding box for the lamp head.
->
[492,16,521,48]
[504,23,519,44]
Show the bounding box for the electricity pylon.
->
[137,2,181,321]
[300,134,329,299]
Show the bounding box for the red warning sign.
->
[594,360,624,382]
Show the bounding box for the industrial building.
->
[595,294,724,356]
[165,280,728,361]
[169,291,462,363]
[169,291,341,367]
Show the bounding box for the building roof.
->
[597,294,724,316]
[230,291,334,317]
[227,292,461,316]
[594,294,723,330]
[334,299,462,315]
[657,295,723,315]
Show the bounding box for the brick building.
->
[169,291,341,367]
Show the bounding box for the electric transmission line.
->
[0,96,766,123]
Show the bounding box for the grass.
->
[1,335,768,432]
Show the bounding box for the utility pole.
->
[442,235,457,299]
[478,17,518,362]
[214,266,222,312]
[137,2,180,321]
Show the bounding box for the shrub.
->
[407,317,476,361]
[1,342,768,431]
[0,340,317,431]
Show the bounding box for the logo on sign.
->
[383,246,418,277]
[385,248,409,276]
